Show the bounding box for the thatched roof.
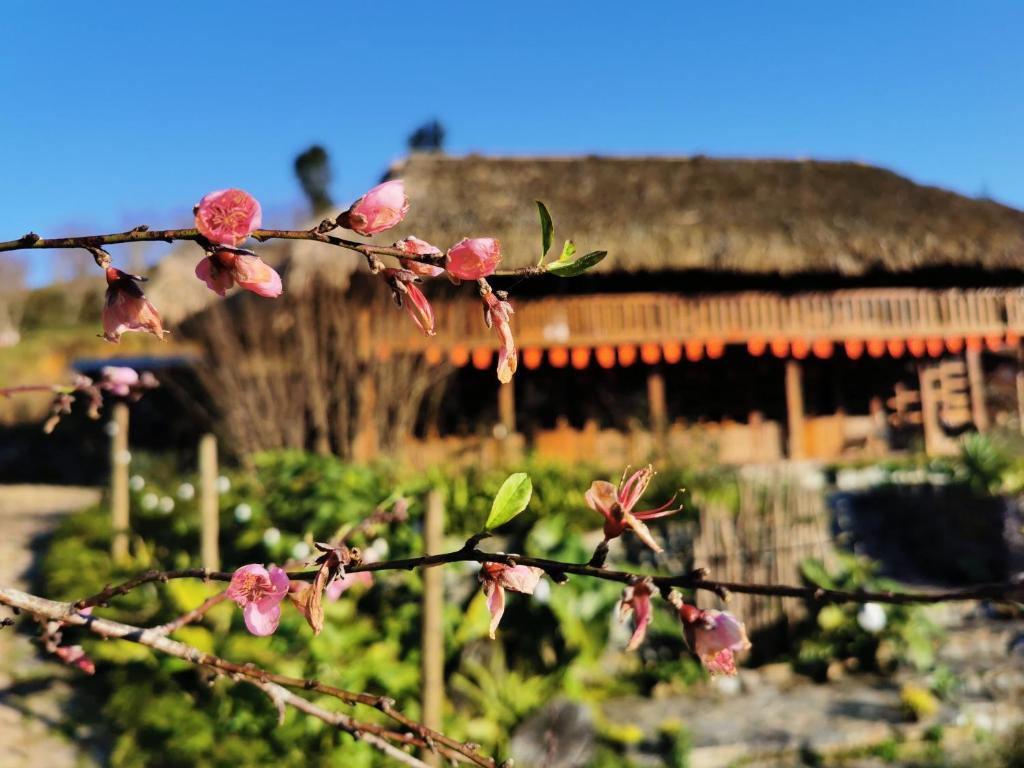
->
[384,154,1024,276]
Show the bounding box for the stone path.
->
[0,485,101,768]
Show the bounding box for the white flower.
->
[158,496,175,514]
[177,482,195,501]
[216,475,231,494]
[262,527,281,547]
[129,475,145,492]
[857,602,887,633]
[234,503,252,523]
[141,493,158,510]
[291,541,311,560]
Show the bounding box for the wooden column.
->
[1017,347,1024,436]
[352,371,379,462]
[966,347,989,432]
[647,369,667,436]
[498,382,515,435]
[109,402,130,563]
[199,433,220,572]
[421,490,445,767]
[785,360,806,460]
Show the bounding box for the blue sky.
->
[1,1,1021,284]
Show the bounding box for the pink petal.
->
[195,189,262,247]
[195,255,235,297]
[486,582,505,639]
[585,481,619,522]
[446,238,502,280]
[495,564,544,594]
[345,180,409,236]
[233,254,283,298]
[243,601,282,636]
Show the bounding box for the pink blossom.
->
[618,578,654,651]
[395,236,445,278]
[446,238,501,280]
[227,564,290,636]
[384,268,435,336]
[340,180,409,236]
[585,465,679,553]
[100,366,139,397]
[102,268,167,343]
[194,189,262,247]
[483,291,517,383]
[678,603,751,676]
[478,562,544,639]
[54,645,95,675]
[325,550,377,600]
[196,250,282,298]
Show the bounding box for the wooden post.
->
[785,360,806,460]
[647,369,667,436]
[498,382,516,435]
[199,433,220,572]
[966,347,989,431]
[109,402,130,563]
[421,490,445,767]
[1017,347,1024,436]
[353,370,379,462]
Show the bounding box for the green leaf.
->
[547,250,607,277]
[485,472,533,529]
[536,201,554,266]
[559,239,576,263]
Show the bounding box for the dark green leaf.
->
[485,472,533,529]
[547,250,607,277]
[536,201,554,265]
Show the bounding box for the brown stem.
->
[151,591,228,635]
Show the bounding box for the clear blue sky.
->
[2,1,1022,284]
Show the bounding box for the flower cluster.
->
[40,366,158,433]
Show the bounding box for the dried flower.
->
[102,268,167,343]
[446,237,501,280]
[385,268,435,336]
[339,180,409,236]
[677,602,751,676]
[227,564,290,636]
[325,549,378,600]
[196,249,282,298]
[478,562,544,638]
[618,578,654,651]
[483,290,517,383]
[585,465,679,553]
[194,188,262,247]
[395,236,445,278]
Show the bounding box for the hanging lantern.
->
[640,343,661,365]
[907,339,926,358]
[617,344,638,366]
[663,341,683,364]
[812,338,834,359]
[706,339,725,359]
[845,339,864,359]
[886,339,906,358]
[450,346,470,367]
[522,347,543,369]
[595,345,616,369]
[685,340,704,362]
[926,338,944,357]
[748,337,767,357]
[791,339,810,360]
[946,337,964,354]
[571,346,591,369]
[770,337,789,358]
[1008,331,1021,347]
[548,347,569,368]
[424,346,443,366]
[472,347,493,370]
[985,334,1003,352]
[867,339,886,358]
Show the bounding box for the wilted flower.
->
[325,559,375,600]
[54,645,95,675]
[384,268,435,336]
[618,578,654,651]
[677,601,751,676]
[102,268,167,343]
[478,562,545,639]
[483,290,517,383]
[195,249,282,298]
[338,180,409,236]
[395,236,445,278]
[446,237,501,280]
[194,188,262,247]
[227,564,290,636]
[100,366,139,396]
[585,465,679,553]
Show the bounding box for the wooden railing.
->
[370,287,1024,352]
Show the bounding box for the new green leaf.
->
[536,200,554,266]
[559,239,576,263]
[547,250,607,277]
[485,472,533,529]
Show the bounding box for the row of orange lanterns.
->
[421,332,1021,370]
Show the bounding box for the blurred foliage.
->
[41,452,717,767]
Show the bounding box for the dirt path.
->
[0,485,101,768]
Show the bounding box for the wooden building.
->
[153,154,1024,466]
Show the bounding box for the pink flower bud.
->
[384,268,436,336]
[478,562,544,638]
[483,291,517,383]
[196,250,282,298]
[395,236,445,278]
[227,564,290,636]
[446,238,502,280]
[102,268,167,343]
[618,578,654,651]
[100,366,139,397]
[339,180,409,236]
[194,189,262,247]
[678,603,751,676]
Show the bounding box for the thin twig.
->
[150,591,228,635]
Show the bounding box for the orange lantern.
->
[472,347,493,370]
[617,344,638,366]
[424,346,443,366]
[770,337,789,358]
[985,334,1003,352]
[706,339,725,359]
[375,344,392,361]
[886,339,906,358]
[548,347,569,368]
[946,337,964,354]
[450,346,470,367]
[663,341,683,364]
[812,338,834,359]
[867,339,886,358]
[926,338,944,357]
[845,339,864,360]
[571,346,591,369]
[640,343,661,365]
[522,347,543,370]
[966,336,983,353]
[747,337,767,357]
[595,345,616,369]
[907,338,926,358]
[685,340,704,362]
[1007,331,1021,348]
[791,339,810,360]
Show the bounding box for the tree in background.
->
[293,144,334,215]
[408,119,445,153]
